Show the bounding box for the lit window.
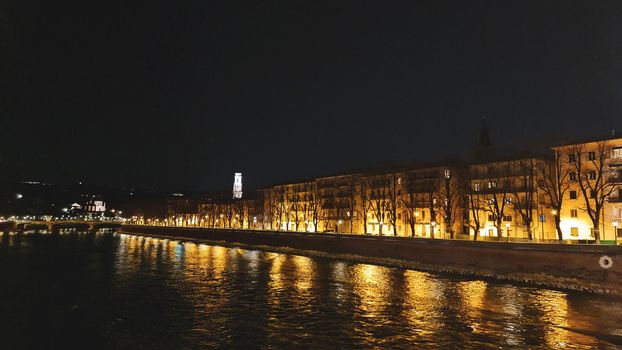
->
[570,209,578,218]
[612,148,622,159]
[570,227,579,237]
[588,152,596,160]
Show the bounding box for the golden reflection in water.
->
[456,280,487,334]
[401,270,443,338]
[291,255,314,293]
[267,252,286,307]
[530,289,573,348]
[239,249,260,277]
[498,287,525,347]
[352,264,392,320]
[195,243,211,275]
[210,245,228,278]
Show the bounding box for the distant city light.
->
[15,193,23,199]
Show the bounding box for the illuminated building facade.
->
[551,136,622,243]
[465,157,556,240]
[128,127,622,244]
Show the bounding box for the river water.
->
[1,231,621,349]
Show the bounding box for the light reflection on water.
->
[1,231,621,349]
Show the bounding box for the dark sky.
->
[2,1,622,191]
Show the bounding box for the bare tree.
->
[401,172,421,237]
[290,184,303,231]
[369,176,389,237]
[483,162,512,239]
[345,180,357,234]
[465,169,485,241]
[427,189,438,239]
[438,168,463,239]
[355,177,371,234]
[570,141,616,243]
[385,174,400,236]
[263,190,276,230]
[309,183,322,233]
[224,201,235,228]
[254,191,266,230]
[300,184,311,232]
[511,159,537,240]
[321,193,333,233]
[538,151,570,240]
[272,187,286,231]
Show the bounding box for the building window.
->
[488,181,497,189]
[612,148,622,159]
[589,171,596,180]
[569,172,576,181]
[503,215,512,221]
[570,191,577,199]
[570,227,579,237]
[590,190,596,199]
[570,209,578,218]
[488,214,494,222]
[473,183,480,192]
[569,154,576,163]
[397,213,402,220]
[588,152,596,160]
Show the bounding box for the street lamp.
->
[506,223,511,242]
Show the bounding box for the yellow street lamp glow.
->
[551,210,557,216]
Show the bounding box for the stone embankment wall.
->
[121,225,622,295]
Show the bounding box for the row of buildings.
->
[129,124,622,244]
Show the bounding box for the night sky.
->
[2,1,622,191]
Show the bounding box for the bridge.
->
[5,220,123,232]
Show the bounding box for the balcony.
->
[608,196,622,203]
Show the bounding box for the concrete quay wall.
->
[121,225,622,295]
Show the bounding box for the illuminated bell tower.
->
[233,172,243,199]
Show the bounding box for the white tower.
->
[233,172,243,199]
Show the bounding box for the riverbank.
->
[121,225,622,295]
